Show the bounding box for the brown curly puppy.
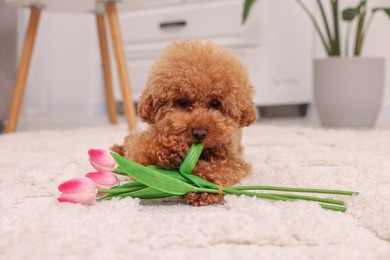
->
[113,39,257,206]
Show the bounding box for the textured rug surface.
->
[1,124,390,259]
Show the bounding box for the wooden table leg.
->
[5,6,41,133]
[96,14,117,124]
[105,2,137,131]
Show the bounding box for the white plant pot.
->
[314,57,385,127]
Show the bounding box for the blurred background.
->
[0,0,389,131]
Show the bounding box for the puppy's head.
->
[138,39,257,148]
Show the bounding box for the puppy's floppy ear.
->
[234,83,258,127]
[137,90,155,124]
[240,102,258,127]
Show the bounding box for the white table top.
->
[6,0,143,13]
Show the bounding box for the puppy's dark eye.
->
[209,99,221,109]
[176,99,190,108]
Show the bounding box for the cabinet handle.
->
[159,20,187,29]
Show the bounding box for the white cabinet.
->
[120,0,313,106]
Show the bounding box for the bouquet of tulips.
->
[58,144,358,212]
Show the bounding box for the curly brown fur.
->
[113,39,257,206]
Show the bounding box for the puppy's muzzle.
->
[192,128,208,142]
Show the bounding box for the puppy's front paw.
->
[156,147,187,169]
[183,193,223,206]
[157,154,184,169]
[110,144,125,156]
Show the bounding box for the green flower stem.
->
[97,187,173,201]
[97,190,142,201]
[196,188,220,194]
[267,194,344,206]
[229,186,359,196]
[320,204,347,212]
[97,191,148,201]
[223,187,295,201]
[112,181,146,189]
[98,187,144,194]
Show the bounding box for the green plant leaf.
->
[342,8,357,21]
[372,7,390,19]
[354,0,367,56]
[317,0,334,53]
[179,143,203,175]
[111,153,198,195]
[295,0,332,56]
[331,0,341,55]
[242,0,257,24]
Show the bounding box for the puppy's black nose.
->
[192,128,208,141]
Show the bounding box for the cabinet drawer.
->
[120,0,244,44]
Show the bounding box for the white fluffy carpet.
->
[1,124,390,259]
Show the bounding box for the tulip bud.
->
[88,149,118,172]
[85,171,119,189]
[58,178,97,205]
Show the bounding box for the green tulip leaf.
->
[96,145,361,212]
[111,153,198,195]
[148,164,217,189]
[146,165,188,182]
[179,143,203,175]
[178,144,218,189]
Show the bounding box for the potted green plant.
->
[243,0,390,127]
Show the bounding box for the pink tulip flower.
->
[88,149,118,172]
[85,171,119,189]
[58,178,97,205]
